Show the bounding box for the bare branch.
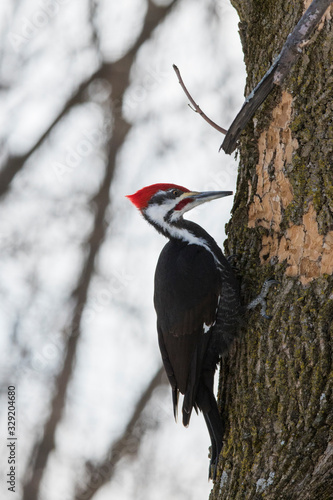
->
[0,68,103,198]
[221,0,333,154]
[0,0,177,199]
[75,367,168,500]
[88,0,102,57]
[173,64,227,135]
[21,2,176,499]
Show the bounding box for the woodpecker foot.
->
[226,254,238,265]
[226,254,240,273]
[247,278,279,319]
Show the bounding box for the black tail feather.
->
[196,370,224,479]
[172,387,179,421]
[204,405,224,479]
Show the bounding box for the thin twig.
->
[221,0,333,154]
[173,64,227,135]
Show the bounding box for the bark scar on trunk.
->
[247,91,333,285]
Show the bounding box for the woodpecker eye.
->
[171,189,181,197]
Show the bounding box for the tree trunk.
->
[212,1,333,499]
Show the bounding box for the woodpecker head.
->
[127,183,232,237]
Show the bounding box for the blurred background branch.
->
[0,1,245,499]
[21,3,177,499]
[75,366,167,500]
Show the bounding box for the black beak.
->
[191,190,233,203]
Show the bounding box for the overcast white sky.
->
[0,1,245,499]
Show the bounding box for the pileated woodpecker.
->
[127,183,243,478]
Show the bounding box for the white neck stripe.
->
[145,203,220,265]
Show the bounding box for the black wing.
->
[154,240,222,420]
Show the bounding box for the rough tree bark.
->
[212,1,333,499]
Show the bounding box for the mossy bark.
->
[211,1,333,499]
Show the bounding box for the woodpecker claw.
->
[247,278,279,319]
[226,254,238,266]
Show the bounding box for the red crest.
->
[126,183,188,210]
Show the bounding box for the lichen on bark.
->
[212,1,333,499]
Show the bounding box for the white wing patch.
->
[203,295,221,333]
[203,322,212,333]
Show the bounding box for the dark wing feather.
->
[154,240,221,417]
